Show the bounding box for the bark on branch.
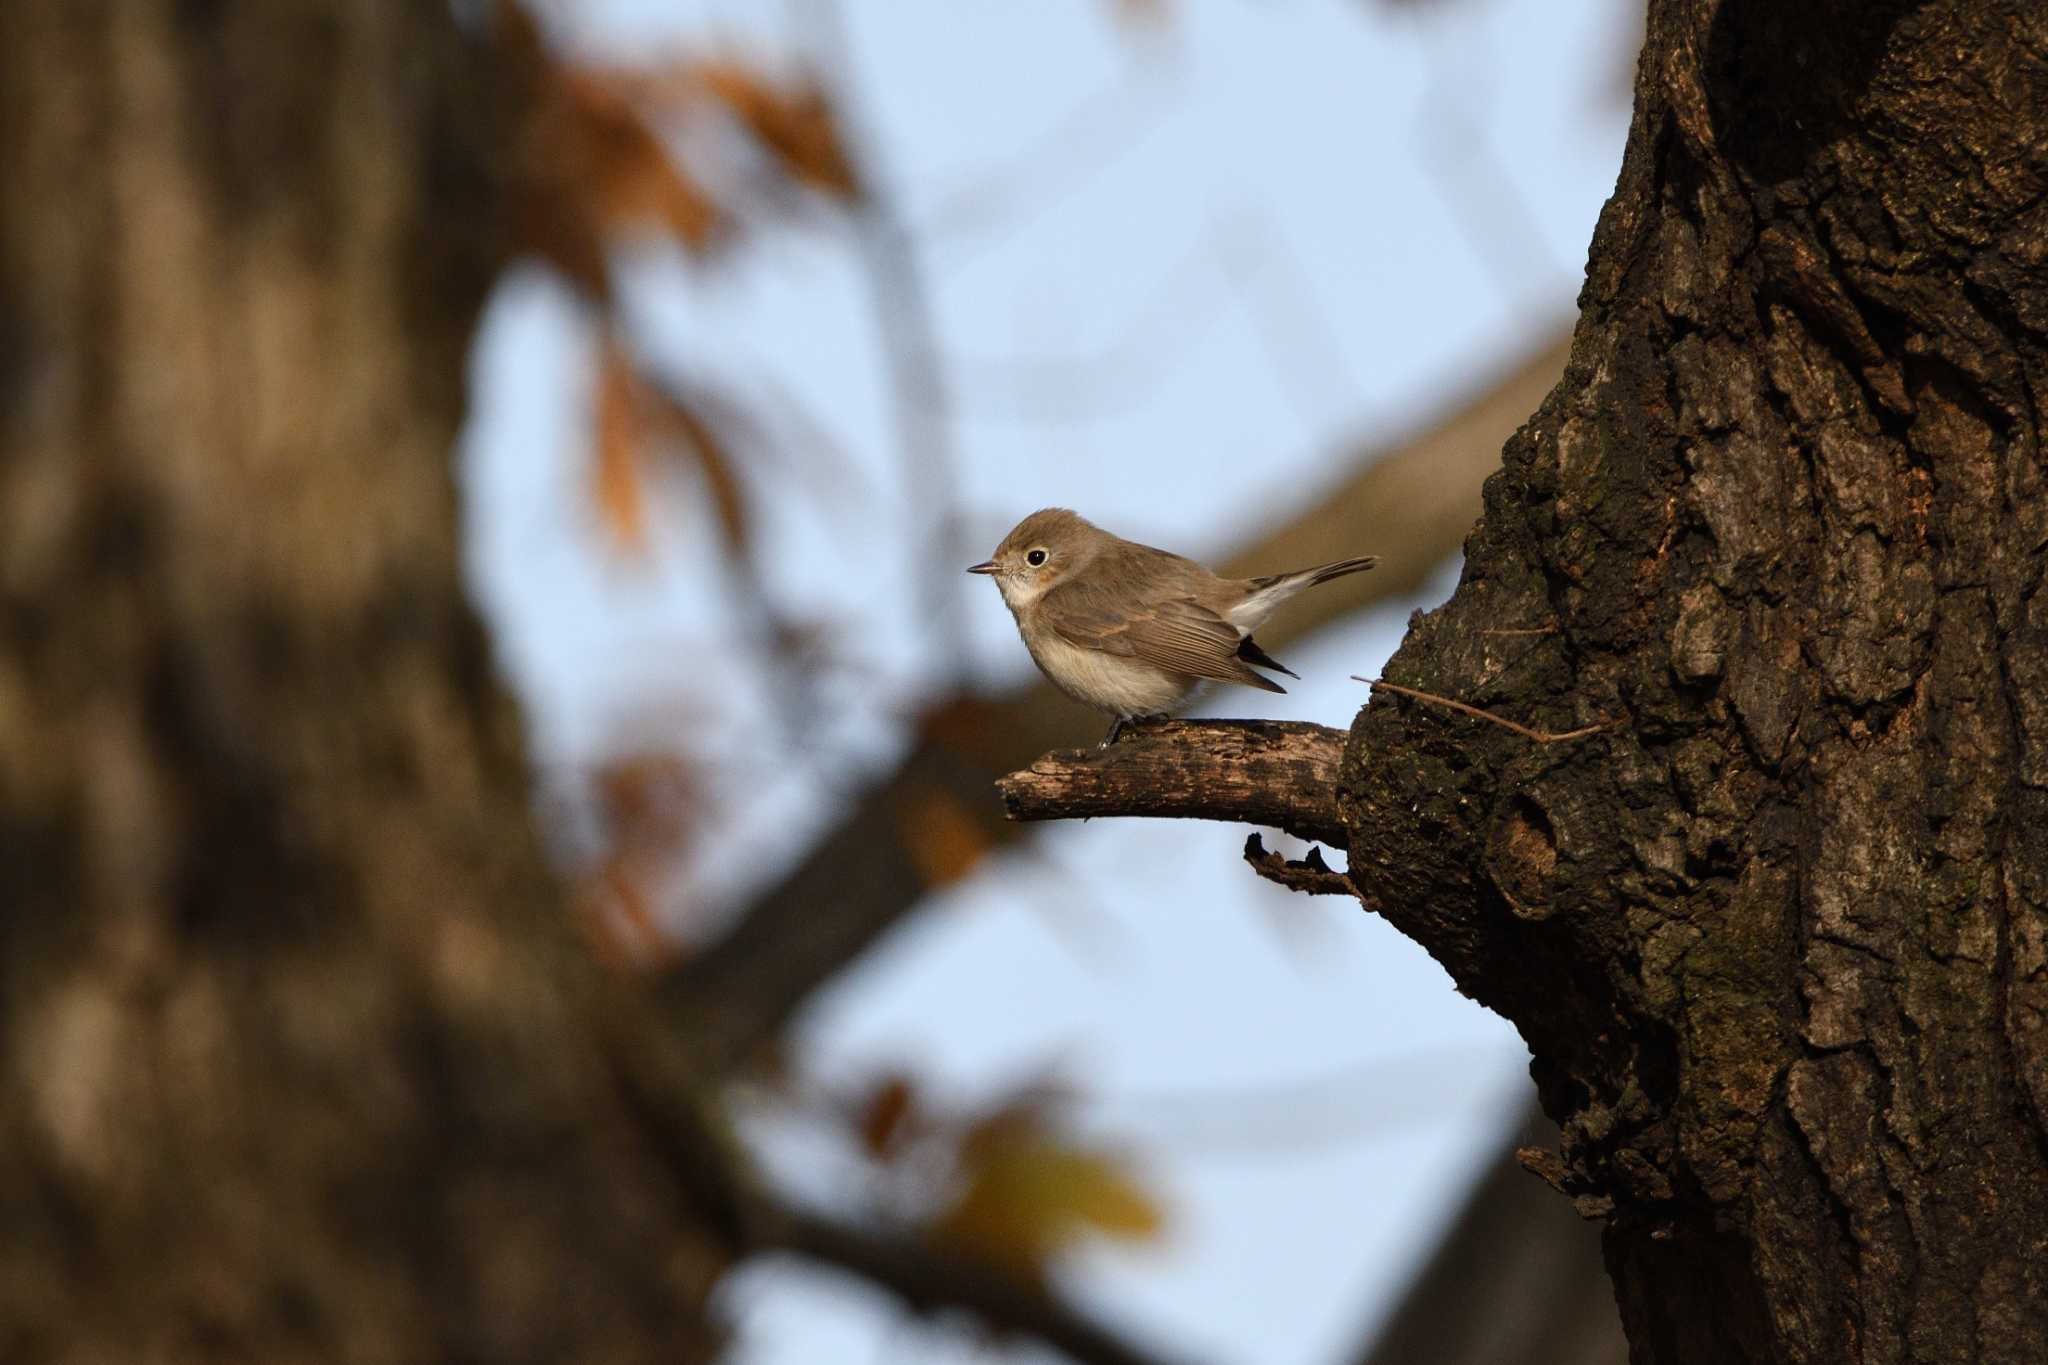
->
[996,720,1348,848]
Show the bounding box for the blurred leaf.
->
[593,342,756,557]
[855,1072,920,1160]
[576,858,670,969]
[509,2,725,293]
[595,336,650,551]
[929,1111,1164,1282]
[897,783,993,889]
[562,68,723,249]
[572,749,704,969]
[595,751,700,834]
[694,60,862,200]
[644,378,749,554]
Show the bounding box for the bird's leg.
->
[1099,713,1170,748]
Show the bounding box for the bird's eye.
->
[1026,548,1048,567]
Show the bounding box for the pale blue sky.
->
[460,2,1632,1360]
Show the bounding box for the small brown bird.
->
[968,508,1376,745]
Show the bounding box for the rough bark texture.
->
[998,720,1348,846]
[0,5,728,1360]
[1344,1,2048,1360]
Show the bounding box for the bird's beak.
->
[966,560,998,575]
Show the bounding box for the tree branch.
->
[606,1023,1186,1365]
[759,1207,1188,1365]
[659,331,1571,1077]
[996,720,1347,847]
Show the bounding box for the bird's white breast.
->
[1021,629,1193,717]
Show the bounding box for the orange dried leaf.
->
[594,339,649,550]
[518,55,724,291]
[645,382,748,553]
[564,70,724,250]
[897,783,993,889]
[694,60,861,200]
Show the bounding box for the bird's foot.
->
[1098,714,1167,748]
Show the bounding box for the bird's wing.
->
[1039,581,1285,693]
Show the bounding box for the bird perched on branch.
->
[969,508,1375,746]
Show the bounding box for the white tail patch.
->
[1223,573,1311,633]
[1225,556,1376,632]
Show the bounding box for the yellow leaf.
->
[929,1119,1164,1281]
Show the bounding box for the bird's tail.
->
[1246,555,1378,592]
[1281,554,1378,588]
[1229,554,1377,632]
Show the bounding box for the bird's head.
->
[966,507,1102,609]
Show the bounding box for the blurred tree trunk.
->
[0,5,728,1360]
[1351,1104,1627,1365]
[1344,0,2048,1359]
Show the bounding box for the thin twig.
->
[944,223,1244,423]
[1215,207,1357,433]
[916,68,1176,264]
[1478,623,1559,638]
[1356,678,1615,744]
[799,0,970,672]
[1405,6,1574,312]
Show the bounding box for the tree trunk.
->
[1346,0,2048,1359]
[0,5,728,1359]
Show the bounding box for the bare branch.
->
[996,720,1347,846]
[760,1208,1189,1365]
[800,0,971,667]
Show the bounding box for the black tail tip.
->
[1237,635,1300,680]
